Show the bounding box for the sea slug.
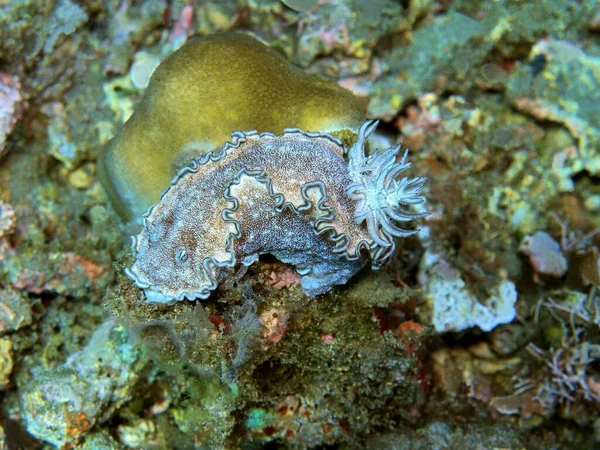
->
[126,121,427,303]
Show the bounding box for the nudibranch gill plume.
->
[126,121,427,303]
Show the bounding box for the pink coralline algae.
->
[126,121,427,303]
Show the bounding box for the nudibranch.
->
[126,121,427,303]
[98,32,363,226]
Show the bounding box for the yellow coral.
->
[98,32,363,226]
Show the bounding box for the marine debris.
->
[127,120,426,303]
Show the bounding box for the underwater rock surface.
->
[20,322,145,447]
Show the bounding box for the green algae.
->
[98,32,364,226]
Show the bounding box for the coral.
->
[291,0,407,73]
[6,251,111,298]
[77,430,121,449]
[527,294,600,411]
[98,32,364,226]
[253,0,433,78]
[127,121,426,303]
[262,263,302,290]
[239,291,428,447]
[42,0,88,53]
[368,10,500,119]
[5,0,600,447]
[0,0,91,124]
[0,131,121,300]
[520,231,569,278]
[419,250,517,332]
[169,376,237,448]
[259,308,289,348]
[529,336,600,409]
[0,0,86,64]
[494,291,600,424]
[367,0,596,121]
[117,419,162,448]
[102,0,167,76]
[366,420,522,450]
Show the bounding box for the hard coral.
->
[98,32,363,226]
[0,74,23,159]
[127,121,426,303]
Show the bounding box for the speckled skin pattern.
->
[126,121,426,303]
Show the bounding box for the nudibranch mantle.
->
[126,121,427,304]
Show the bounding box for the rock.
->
[519,231,568,277]
[0,289,32,335]
[21,321,146,447]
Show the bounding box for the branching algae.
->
[126,121,427,303]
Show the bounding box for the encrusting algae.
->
[98,32,364,226]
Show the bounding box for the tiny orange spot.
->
[397,320,423,335]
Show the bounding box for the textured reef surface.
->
[0,0,599,449]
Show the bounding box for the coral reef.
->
[526,293,599,412]
[127,120,425,302]
[366,420,522,450]
[104,265,429,448]
[98,32,364,226]
[0,0,599,448]
[0,0,88,65]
